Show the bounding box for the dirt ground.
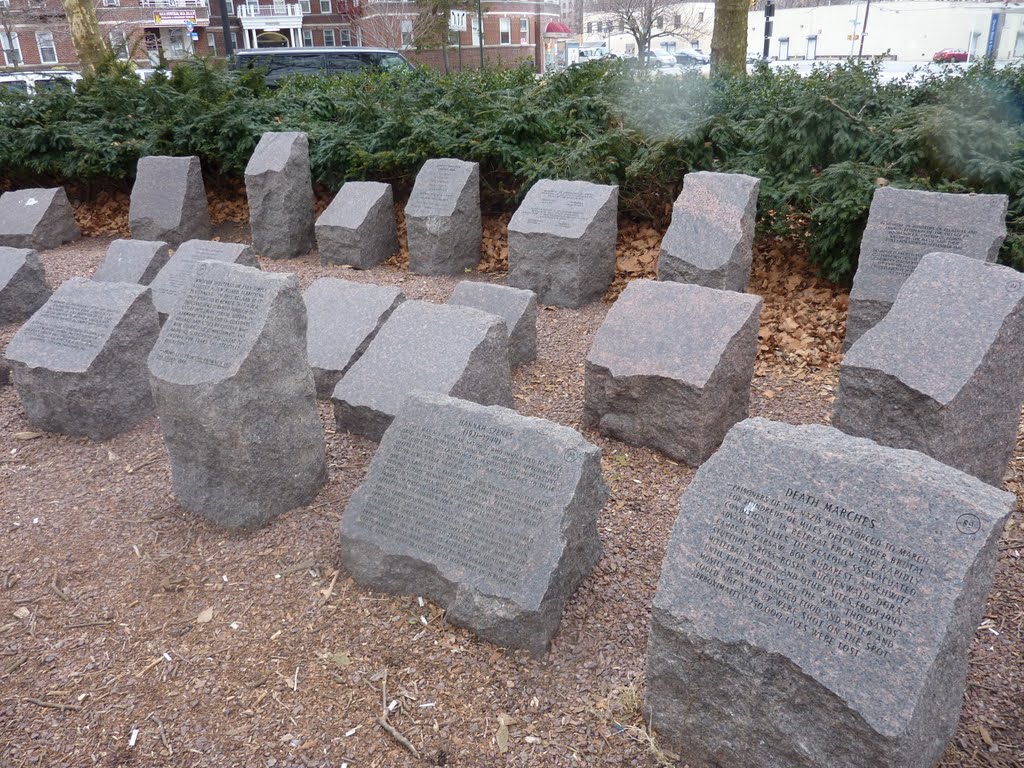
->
[0,205,1021,767]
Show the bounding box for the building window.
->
[471,14,480,46]
[36,31,57,64]
[168,28,187,56]
[1,31,21,65]
[655,16,663,30]
[319,0,330,12]
[586,22,591,34]
[499,17,510,45]
[697,11,704,22]
[102,0,121,6]
[618,19,623,32]
[302,28,314,46]
[299,0,311,13]
[400,18,413,47]
[673,13,680,27]
[340,28,351,45]
[323,29,335,45]
[111,29,130,59]
[206,31,216,54]
[520,18,528,44]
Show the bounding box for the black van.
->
[233,47,412,87]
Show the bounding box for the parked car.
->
[932,48,968,63]
[647,50,678,68]
[674,49,709,67]
[576,45,614,64]
[0,70,81,96]
[233,47,412,88]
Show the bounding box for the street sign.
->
[449,9,467,31]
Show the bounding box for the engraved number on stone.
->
[955,513,981,536]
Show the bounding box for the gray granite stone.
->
[148,260,326,529]
[507,179,618,308]
[245,131,315,260]
[4,278,159,440]
[316,181,398,268]
[304,277,405,399]
[0,247,51,324]
[93,239,170,285]
[584,279,761,465]
[658,171,760,292]
[834,252,1024,486]
[0,187,80,250]
[645,417,1015,768]
[332,300,512,441]
[340,392,606,655]
[845,187,1007,349]
[405,159,481,275]
[448,281,537,368]
[129,156,212,246]
[149,239,259,318]
[0,358,8,386]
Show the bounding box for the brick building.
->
[0,0,77,69]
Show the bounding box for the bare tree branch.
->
[586,0,708,62]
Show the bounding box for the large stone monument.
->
[584,280,761,465]
[833,252,1024,486]
[148,239,259,317]
[404,158,481,275]
[657,171,760,292]
[4,278,160,440]
[148,261,327,528]
[507,179,618,308]
[245,131,315,260]
[448,281,537,368]
[316,181,399,268]
[304,278,404,398]
[332,300,512,441]
[0,187,80,250]
[129,156,212,246]
[340,392,607,655]
[645,417,1015,768]
[845,187,1007,348]
[0,247,51,324]
[92,239,170,285]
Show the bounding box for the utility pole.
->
[857,0,871,58]
[762,0,774,59]
[477,0,484,68]
[219,0,234,56]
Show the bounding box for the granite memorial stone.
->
[149,239,259,317]
[584,279,761,465]
[340,392,607,655]
[507,179,618,308]
[0,187,80,250]
[304,277,404,398]
[245,131,315,260]
[0,247,51,324]
[658,171,760,292]
[316,181,398,268]
[405,159,481,275]
[332,300,512,441]
[448,281,537,367]
[129,156,212,246]
[148,260,327,528]
[0,358,9,386]
[845,187,1007,348]
[93,239,170,285]
[4,278,160,440]
[834,252,1024,486]
[645,417,1015,768]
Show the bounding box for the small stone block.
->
[0,187,80,250]
[93,239,171,285]
[448,281,537,367]
[149,239,259,318]
[316,181,398,268]
[129,156,212,246]
[0,247,51,324]
[404,159,481,275]
[245,131,315,260]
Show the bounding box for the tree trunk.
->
[710,0,747,76]
[60,0,107,76]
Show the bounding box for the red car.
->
[933,48,968,63]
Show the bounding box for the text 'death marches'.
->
[22,299,119,352]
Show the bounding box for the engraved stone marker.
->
[149,239,259,317]
[508,179,618,308]
[845,187,1007,348]
[4,278,160,440]
[645,417,1015,768]
[404,158,482,275]
[148,260,327,528]
[448,281,537,368]
[0,187,80,250]
[584,280,761,465]
[0,247,51,324]
[316,181,399,268]
[129,156,212,246]
[340,392,607,655]
[834,252,1024,486]
[658,171,760,292]
[245,131,315,260]
[332,300,512,441]
[304,277,404,398]
[93,239,170,285]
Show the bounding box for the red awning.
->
[545,21,572,34]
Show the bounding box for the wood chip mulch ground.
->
[0,193,1019,767]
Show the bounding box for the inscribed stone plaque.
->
[834,252,1024,486]
[93,239,171,285]
[316,181,399,268]
[584,280,761,465]
[658,171,760,292]
[304,277,405,398]
[0,247,51,324]
[645,417,1014,768]
[448,281,537,367]
[4,278,159,440]
[845,187,1007,348]
[404,159,481,275]
[148,261,327,528]
[507,179,618,308]
[129,155,212,246]
[149,239,259,317]
[340,392,607,655]
[245,131,315,260]
[0,187,80,250]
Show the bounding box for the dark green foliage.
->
[1,57,1022,282]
